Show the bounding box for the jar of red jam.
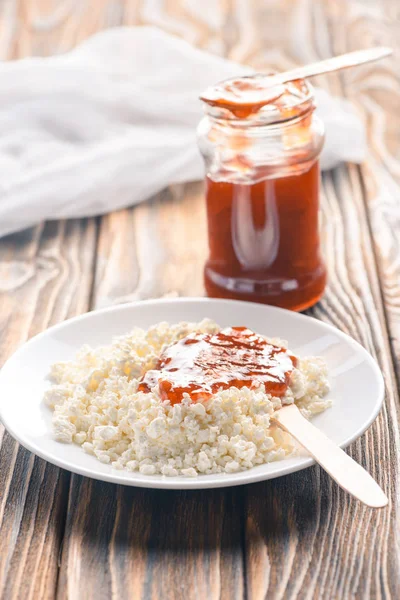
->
[197,75,326,311]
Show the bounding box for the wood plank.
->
[240,2,400,598]
[324,0,400,401]
[93,183,207,308]
[0,219,97,600]
[325,2,400,592]
[58,480,244,600]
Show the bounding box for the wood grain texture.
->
[93,183,207,309]
[0,0,399,599]
[0,220,97,599]
[58,479,244,600]
[325,0,400,399]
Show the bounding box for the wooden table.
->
[0,1,399,598]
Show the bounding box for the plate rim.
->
[0,297,385,490]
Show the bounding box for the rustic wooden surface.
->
[0,1,399,598]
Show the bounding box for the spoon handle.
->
[273,47,392,85]
[272,404,388,508]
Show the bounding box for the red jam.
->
[204,162,326,311]
[138,326,297,405]
[200,76,287,118]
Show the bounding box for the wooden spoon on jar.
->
[262,46,392,87]
[200,47,392,107]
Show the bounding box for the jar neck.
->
[197,105,324,184]
[205,103,316,136]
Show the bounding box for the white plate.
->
[0,298,384,489]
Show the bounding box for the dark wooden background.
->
[0,1,399,598]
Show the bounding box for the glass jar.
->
[197,77,326,312]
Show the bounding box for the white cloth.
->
[0,26,366,238]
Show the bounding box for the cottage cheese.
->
[44,319,331,476]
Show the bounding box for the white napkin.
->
[0,26,366,239]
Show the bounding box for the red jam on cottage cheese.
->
[44,319,331,477]
[139,326,297,404]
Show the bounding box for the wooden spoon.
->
[200,47,392,105]
[272,404,388,508]
[263,46,392,88]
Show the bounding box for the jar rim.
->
[201,75,315,126]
